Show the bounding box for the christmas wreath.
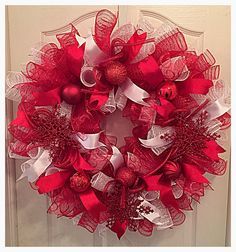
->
[7,9,231,239]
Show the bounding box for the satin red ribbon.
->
[65,43,85,78]
[36,170,73,194]
[128,55,164,89]
[36,170,106,220]
[111,220,128,239]
[182,163,209,184]
[152,97,175,118]
[124,30,147,63]
[203,140,225,161]
[10,103,32,128]
[178,78,213,95]
[79,188,107,220]
[143,175,179,209]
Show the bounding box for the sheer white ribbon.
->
[17,148,51,183]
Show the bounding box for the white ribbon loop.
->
[120,78,150,106]
[80,65,96,87]
[139,126,174,148]
[205,98,231,121]
[109,146,124,172]
[76,132,106,150]
[101,88,116,113]
[114,87,128,111]
[171,181,184,199]
[84,35,107,66]
[17,149,51,183]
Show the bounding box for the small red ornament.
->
[159,81,177,100]
[163,161,181,180]
[104,61,127,86]
[115,166,137,187]
[61,84,81,105]
[69,171,91,193]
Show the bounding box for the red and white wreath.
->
[7,9,231,239]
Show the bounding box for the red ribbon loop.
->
[36,170,73,194]
[79,188,107,220]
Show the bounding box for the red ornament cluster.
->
[7,9,230,240]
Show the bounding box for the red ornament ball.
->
[163,161,181,180]
[115,166,137,187]
[159,81,177,100]
[104,61,127,86]
[61,84,81,105]
[69,171,91,193]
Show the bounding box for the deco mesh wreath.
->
[7,9,231,239]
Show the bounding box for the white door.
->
[6,5,230,246]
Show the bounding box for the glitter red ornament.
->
[104,61,127,86]
[159,81,177,100]
[115,166,137,187]
[61,84,81,105]
[69,171,91,192]
[163,161,181,180]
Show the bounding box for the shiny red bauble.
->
[61,84,81,105]
[163,161,181,180]
[159,81,177,100]
[104,61,127,86]
[115,166,137,187]
[69,171,91,193]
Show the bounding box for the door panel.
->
[6,6,119,247]
[6,5,230,246]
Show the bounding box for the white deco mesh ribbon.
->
[6,42,54,102]
[59,101,73,118]
[17,148,51,183]
[75,131,106,150]
[153,199,174,230]
[6,71,30,102]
